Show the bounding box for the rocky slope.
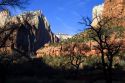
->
[36,28,101,57]
[36,42,98,58]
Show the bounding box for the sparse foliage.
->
[81,16,125,83]
[0,0,29,9]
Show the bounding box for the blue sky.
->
[12,0,104,35]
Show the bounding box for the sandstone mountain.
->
[103,0,125,18]
[0,10,59,56]
[92,0,125,27]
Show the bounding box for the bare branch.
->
[0,0,29,9]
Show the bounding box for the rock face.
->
[92,0,125,27]
[103,0,125,18]
[92,0,125,18]
[0,10,10,27]
[91,4,104,27]
[103,0,125,26]
[0,10,59,56]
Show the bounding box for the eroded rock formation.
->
[0,10,59,56]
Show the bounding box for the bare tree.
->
[65,43,90,77]
[0,0,29,9]
[81,16,125,83]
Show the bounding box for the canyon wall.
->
[0,10,59,56]
[103,0,125,18]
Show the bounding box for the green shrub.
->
[42,55,70,69]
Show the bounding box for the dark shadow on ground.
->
[0,58,125,83]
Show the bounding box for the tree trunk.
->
[106,72,112,83]
[105,57,113,83]
[0,63,6,83]
[74,65,79,78]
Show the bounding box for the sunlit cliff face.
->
[103,0,125,27]
[91,4,104,27]
[0,10,10,27]
[91,0,125,27]
[103,0,125,18]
